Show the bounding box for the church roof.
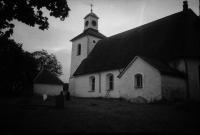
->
[84,12,99,19]
[70,28,107,41]
[74,9,200,76]
[119,56,186,78]
[33,68,64,85]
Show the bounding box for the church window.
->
[92,20,96,26]
[77,44,81,55]
[135,74,143,88]
[89,76,95,91]
[85,21,89,27]
[106,73,114,90]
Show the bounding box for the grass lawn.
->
[0,97,200,133]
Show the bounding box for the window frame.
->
[134,74,143,88]
[89,76,95,92]
[77,44,81,56]
[106,73,114,90]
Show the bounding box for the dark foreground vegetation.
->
[0,97,199,133]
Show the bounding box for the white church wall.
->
[100,70,121,98]
[74,73,100,97]
[74,70,121,98]
[70,36,88,77]
[33,84,63,96]
[119,58,162,102]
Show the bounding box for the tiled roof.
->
[74,9,200,76]
[33,68,64,85]
[70,28,107,42]
[139,56,186,77]
[118,56,186,78]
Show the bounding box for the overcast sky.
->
[10,0,199,83]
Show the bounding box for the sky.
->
[10,0,199,83]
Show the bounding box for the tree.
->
[0,37,38,96]
[0,0,70,38]
[0,0,69,96]
[32,49,63,77]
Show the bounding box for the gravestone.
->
[43,94,47,101]
[55,91,65,109]
[66,91,70,101]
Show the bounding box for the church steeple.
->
[90,4,93,13]
[84,4,99,31]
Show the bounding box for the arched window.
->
[77,44,81,55]
[135,74,143,88]
[106,73,114,90]
[89,76,95,91]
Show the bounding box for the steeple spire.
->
[90,4,93,13]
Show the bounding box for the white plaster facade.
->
[72,56,188,102]
[74,70,121,98]
[69,12,104,96]
[69,35,103,96]
[119,58,162,102]
[33,84,63,96]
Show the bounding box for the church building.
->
[69,1,200,102]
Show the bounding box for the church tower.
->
[69,6,106,96]
[84,5,99,31]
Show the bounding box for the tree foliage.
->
[32,49,63,77]
[0,0,69,96]
[0,37,38,96]
[0,0,70,38]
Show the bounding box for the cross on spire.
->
[90,4,93,12]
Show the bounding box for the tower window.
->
[135,74,143,88]
[85,21,89,27]
[77,44,81,56]
[92,20,96,26]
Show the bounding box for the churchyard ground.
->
[0,96,199,133]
